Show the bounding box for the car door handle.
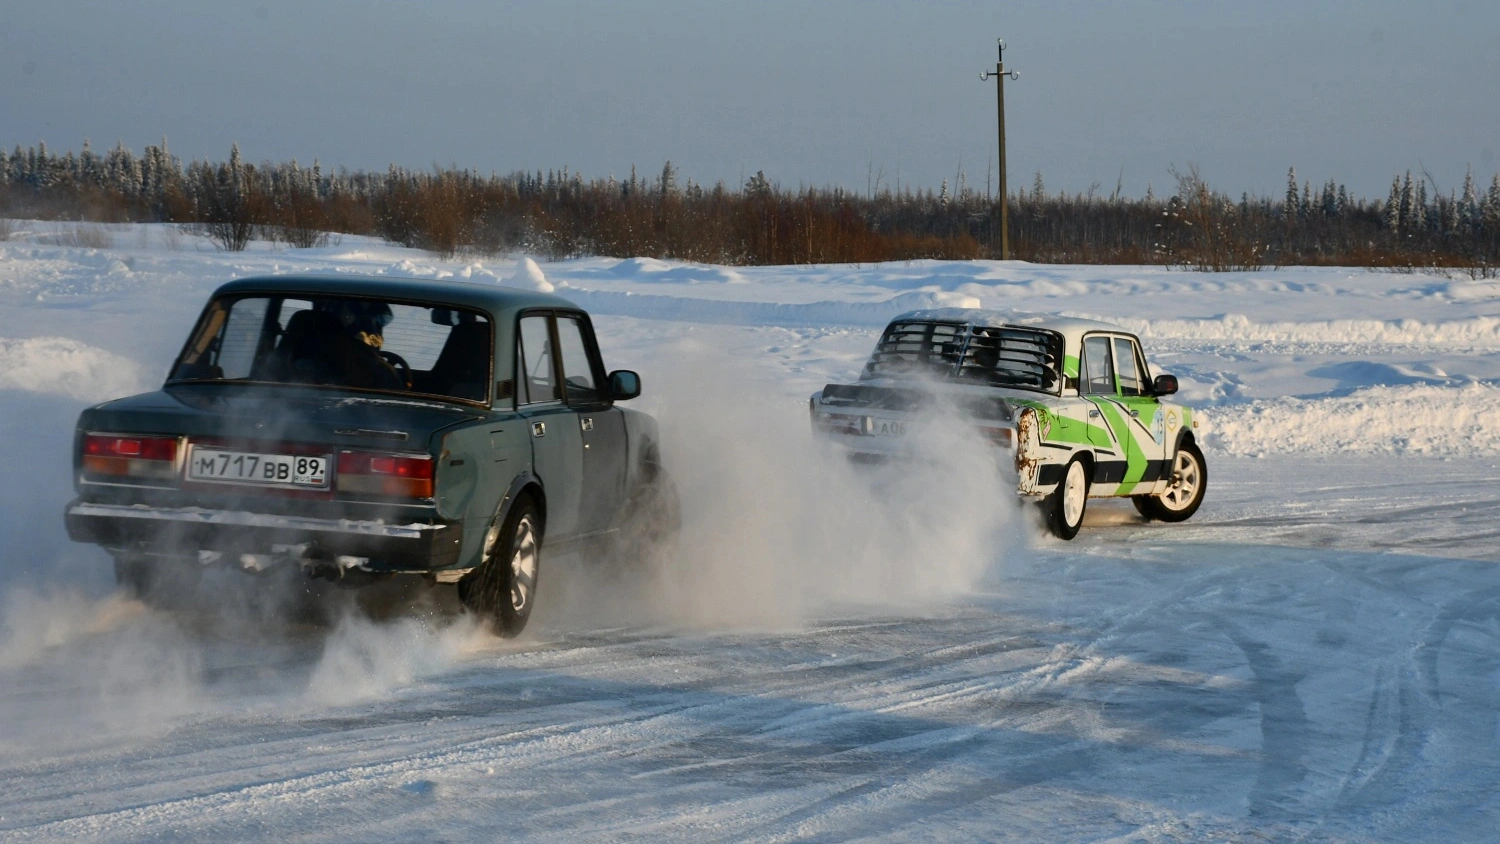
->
[531,422,546,438]
[1129,410,1140,419]
[1088,409,1101,418]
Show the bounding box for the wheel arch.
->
[1172,428,1198,457]
[498,470,546,532]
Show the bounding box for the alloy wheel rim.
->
[509,516,539,612]
[1063,463,1086,526]
[1161,451,1200,511]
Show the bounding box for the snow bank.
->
[0,336,153,402]
[556,288,980,327]
[506,256,555,293]
[1208,383,1500,457]
[1087,313,1500,349]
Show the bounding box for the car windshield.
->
[862,320,1062,392]
[168,294,492,403]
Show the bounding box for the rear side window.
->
[1113,337,1149,397]
[555,316,601,403]
[517,315,560,404]
[1081,336,1114,395]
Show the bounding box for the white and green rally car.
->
[810,308,1205,539]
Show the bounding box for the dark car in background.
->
[65,274,677,636]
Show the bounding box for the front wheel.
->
[1139,442,1207,522]
[1046,457,1090,540]
[457,497,542,637]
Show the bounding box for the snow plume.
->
[0,588,208,753]
[0,336,153,401]
[303,612,487,707]
[545,337,1026,632]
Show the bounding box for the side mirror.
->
[608,370,641,401]
[1152,374,1179,396]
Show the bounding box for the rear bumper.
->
[65,499,462,572]
[813,419,1063,497]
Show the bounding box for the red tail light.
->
[83,434,179,481]
[336,451,434,499]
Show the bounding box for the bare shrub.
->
[1159,166,1268,272]
[0,217,15,241]
[38,223,114,249]
[188,146,262,251]
[4,138,1499,269]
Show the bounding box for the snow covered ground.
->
[1,222,1498,842]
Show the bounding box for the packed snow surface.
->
[2,221,1499,842]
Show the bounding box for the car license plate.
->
[872,418,907,437]
[187,447,329,489]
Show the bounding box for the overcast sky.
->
[3,0,1496,200]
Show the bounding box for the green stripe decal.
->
[1092,400,1149,495]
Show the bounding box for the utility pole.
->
[980,40,1019,260]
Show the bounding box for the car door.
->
[555,313,628,534]
[1109,335,1169,494]
[1079,334,1167,495]
[516,313,584,539]
[1079,335,1123,491]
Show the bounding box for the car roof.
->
[212,273,580,317]
[889,307,1131,343]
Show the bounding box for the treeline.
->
[2,139,1498,271]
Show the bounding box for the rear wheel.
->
[1138,442,1207,522]
[1046,457,1090,540]
[457,498,542,637]
[113,552,153,597]
[1131,495,1156,521]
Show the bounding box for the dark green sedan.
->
[64,274,677,636]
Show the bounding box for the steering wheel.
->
[379,350,412,388]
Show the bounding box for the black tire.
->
[113,552,153,597]
[1131,495,1156,521]
[457,497,542,637]
[1139,441,1207,523]
[1046,457,1090,540]
[610,467,682,571]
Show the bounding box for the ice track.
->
[1,459,1497,842]
[2,228,1500,841]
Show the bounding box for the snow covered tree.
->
[1484,175,1500,231]
[1459,168,1479,234]
[659,161,678,197]
[1399,172,1415,234]
[1385,176,1402,232]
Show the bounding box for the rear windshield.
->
[863,320,1062,392]
[169,294,492,403]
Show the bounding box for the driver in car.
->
[327,300,405,390]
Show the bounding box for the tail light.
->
[83,434,179,481]
[815,412,867,436]
[337,451,433,499]
[978,425,1013,447]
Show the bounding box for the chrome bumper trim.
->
[66,502,438,540]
